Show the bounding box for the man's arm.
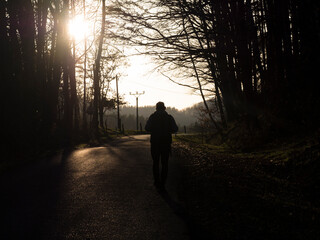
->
[145,116,152,132]
[170,116,178,133]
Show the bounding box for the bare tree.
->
[92,0,106,139]
[109,0,320,132]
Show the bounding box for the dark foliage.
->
[1,0,112,160]
[111,0,320,136]
[1,0,320,160]
[105,105,200,131]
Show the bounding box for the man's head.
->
[156,101,166,111]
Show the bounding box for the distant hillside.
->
[104,103,201,130]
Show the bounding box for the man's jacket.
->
[145,110,178,144]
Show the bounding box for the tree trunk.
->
[93,0,106,139]
[82,0,88,133]
[61,0,73,144]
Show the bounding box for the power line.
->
[129,80,191,95]
[128,79,212,96]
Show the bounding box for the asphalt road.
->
[1,135,190,240]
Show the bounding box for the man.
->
[145,102,178,190]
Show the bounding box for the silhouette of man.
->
[145,102,178,190]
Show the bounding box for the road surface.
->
[1,135,190,240]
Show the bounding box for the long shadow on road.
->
[158,189,211,240]
[1,149,72,239]
[1,136,196,239]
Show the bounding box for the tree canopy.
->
[1,0,319,159]
[109,0,320,133]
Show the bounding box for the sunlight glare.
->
[68,15,89,41]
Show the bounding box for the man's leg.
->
[151,144,161,187]
[160,145,170,188]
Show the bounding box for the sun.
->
[68,15,89,41]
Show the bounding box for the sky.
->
[68,3,204,111]
[115,55,203,110]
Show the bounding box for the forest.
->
[106,105,200,131]
[1,0,320,160]
[110,0,320,134]
[1,1,320,238]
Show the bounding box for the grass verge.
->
[172,133,320,239]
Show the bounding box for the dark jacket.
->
[145,110,178,144]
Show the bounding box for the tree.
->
[109,0,320,134]
[92,0,106,139]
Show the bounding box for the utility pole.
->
[129,91,145,131]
